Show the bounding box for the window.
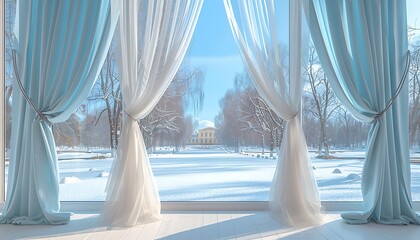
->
[3,0,420,207]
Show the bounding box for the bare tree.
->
[140,96,183,152]
[302,101,319,148]
[334,107,368,149]
[87,50,122,150]
[409,40,420,147]
[215,73,284,155]
[215,89,243,152]
[5,0,16,150]
[140,66,205,152]
[303,42,340,157]
[53,113,83,149]
[408,25,420,42]
[237,84,284,157]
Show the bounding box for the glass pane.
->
[301,2,367,201]
[56,47,119,201]
[4,0,394,203]
[56,0,282,201]
[4,0,16,197]
[407,0,420,201]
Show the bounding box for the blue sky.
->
[184,0,289,128]
[185,0,420,129]
[407,0,420,36]
[406,0,420,49]
[183,0,244,128]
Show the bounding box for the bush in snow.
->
[347,173,361,180]
[97,172,110,177]
[60,177,81,184]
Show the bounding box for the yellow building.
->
[190,127,218,145]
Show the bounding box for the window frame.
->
[2,0,420,213]
[0,0,5,206]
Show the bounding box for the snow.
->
[152,149,274,201]
[6,147,420,202]
[58,151,112,160]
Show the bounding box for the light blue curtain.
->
[0,0,119,224]
[305,0,420,224]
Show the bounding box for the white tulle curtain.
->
[101,0,203,227]
[224,0,320,226]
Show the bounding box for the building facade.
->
[190,127,218,145]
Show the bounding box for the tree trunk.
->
[235,137,240,153]
[318,127,324,156]
[261,134,265,155]
[270,131,275,158]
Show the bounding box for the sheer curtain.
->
[101,0,203,227]
[305,0,420,224]
[224,0,320,226]
[0,0,119,224]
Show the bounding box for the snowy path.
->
[152,148,275,201]
[47,147,420,201]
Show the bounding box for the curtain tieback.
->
[373,50,410,122]
[289,107,300,121]
[12,49,52,125]
[124,110,137,121]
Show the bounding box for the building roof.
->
[199,127,216,131]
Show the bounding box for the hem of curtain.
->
[0,214,71,225]
[341,212,420,225]
[269,201,322,227]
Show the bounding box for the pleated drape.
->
[1,0,119,224]
[305,0,420,224]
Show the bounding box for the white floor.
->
[1,211,420,240]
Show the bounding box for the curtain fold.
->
[224,0,320,226]
[0,0,119,224]
[101,0,203,227]
[305,0,420,224]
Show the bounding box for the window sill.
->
[59,201,368,212]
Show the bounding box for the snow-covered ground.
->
[6,147,420,201]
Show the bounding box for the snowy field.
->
[6,147,420,201]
